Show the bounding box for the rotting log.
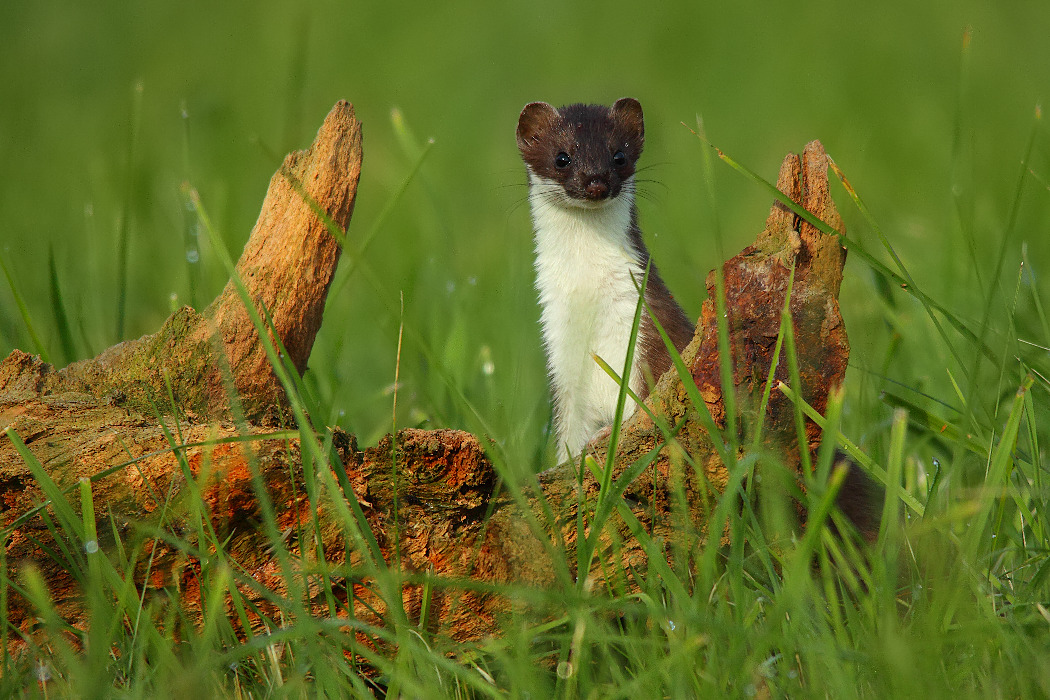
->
[0,98,850,650]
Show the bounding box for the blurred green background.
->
[2,0,1049,463]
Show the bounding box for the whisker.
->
[633,191,664,207]
[506,195,532,216]
[635,161,669,175]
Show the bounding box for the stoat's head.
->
[516,98,644,209]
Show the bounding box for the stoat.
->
[516,97,694,459]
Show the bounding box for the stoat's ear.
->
[517,102,559,150]
[611,97,644,140]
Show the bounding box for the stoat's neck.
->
[527,172,648,459]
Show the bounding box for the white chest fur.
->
[528,173,646,459]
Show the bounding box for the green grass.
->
[3,0,1050,696]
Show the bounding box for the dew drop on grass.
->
[186,248,200,264]
[480,345,495,376]
[85,540,99,554]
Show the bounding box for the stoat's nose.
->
[583,177,610,200]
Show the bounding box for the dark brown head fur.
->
[517,98,645,202]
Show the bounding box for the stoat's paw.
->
[588,424,613,448]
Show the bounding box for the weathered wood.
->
[0,122,849,650]
[0,100,363,423]
[2,99,365,647]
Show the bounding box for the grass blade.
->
[5,427,84,542]
[115,80,144,341]
[48,245,77,364]
[777,382,925,517]
[0,247,50,362]
[964,376,1031,561]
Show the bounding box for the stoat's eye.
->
[612,150,627,167]
[554,152,571,169]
